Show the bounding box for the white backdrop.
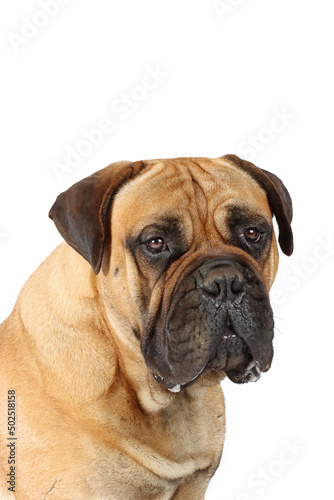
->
[1,1,333,499]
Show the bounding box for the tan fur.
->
[0,156,282,499]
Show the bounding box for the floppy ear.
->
[221,154,293,256]
[49,160,146,274]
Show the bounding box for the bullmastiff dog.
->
[0,154,293,499]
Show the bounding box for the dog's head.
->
[49,155,293,391]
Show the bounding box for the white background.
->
[0,1,333,499]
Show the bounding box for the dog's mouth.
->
[150,328,264,393]
[206,322,270,384]
[142,257,274,393]
[151,371,201,393]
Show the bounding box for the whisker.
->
[274,325,288,338]
[274,314,292,325]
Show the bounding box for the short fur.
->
[0,155,293,499]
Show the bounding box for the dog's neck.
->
[14,243,117,404]
[14,242,209,414]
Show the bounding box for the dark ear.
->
[221,154,293,256]
[49,160,146,274]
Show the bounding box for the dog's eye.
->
[146,238,167,253]
[244,228,261,243]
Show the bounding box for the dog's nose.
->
[199,259,245,297]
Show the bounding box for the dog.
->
[0,154,293,499]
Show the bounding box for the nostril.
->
[231,276,244,294]
[201,268,245,297]
[202,276,222,295]
[245,268,255,283]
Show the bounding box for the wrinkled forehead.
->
[112,157,272,234]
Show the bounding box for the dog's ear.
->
[221,154,293,256]
[49,160,146,274]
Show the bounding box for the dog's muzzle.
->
[142,257,274,391]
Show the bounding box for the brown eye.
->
[245,228,261,243]
[147,237,167,253]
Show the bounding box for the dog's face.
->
[49,155,293,391]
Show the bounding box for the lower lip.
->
[152,366,205,392]
[152,333,249,391]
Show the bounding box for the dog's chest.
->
[77,392,220,499]
[84,451,182,500]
